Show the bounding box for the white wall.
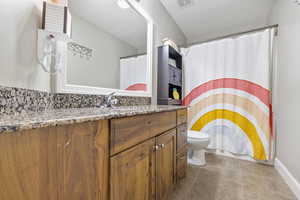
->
[0,0,50,91]
[0,0,187,96]
[139,1,187,104]
[269,0,300,183]
[139,1,186,47]
[67,15,137,89]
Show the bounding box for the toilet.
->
[187,131,210,166]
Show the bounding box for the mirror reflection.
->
[67,0,148,91]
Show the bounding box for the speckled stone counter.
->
[0,86,151,115]
[0,105,186,134]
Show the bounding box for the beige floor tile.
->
[168,154,297,200]
[240,160,281,178]
[214,179,243,200]
[206,153,241,170]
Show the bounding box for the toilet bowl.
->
[187,131,210,166]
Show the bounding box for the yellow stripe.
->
[191,109,267,160]
[187,93,271,141]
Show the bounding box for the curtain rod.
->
[184,24,279,48]
[120,53,146,60]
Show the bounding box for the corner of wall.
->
[275,158,300,199]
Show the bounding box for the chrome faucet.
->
[102,92,119,108]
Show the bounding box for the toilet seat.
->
[188,131,210,141]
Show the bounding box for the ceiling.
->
[69,0,147,51]
[160,0,277,44]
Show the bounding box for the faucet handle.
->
[106,92,116,101]
[107,92,116,97]
[110,98,119,107]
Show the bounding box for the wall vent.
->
[177,0,195,8]
[292,0,300,5]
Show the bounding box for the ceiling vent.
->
[177,0,195,8]
[292,0,300,5]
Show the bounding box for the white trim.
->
[275,158,300,199]
[53,0,154,97]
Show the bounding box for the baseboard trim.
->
[275,158,300,199]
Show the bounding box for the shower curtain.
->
[120,55,147,91]
[182,29,275,161]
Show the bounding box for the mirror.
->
[57,0,153,96]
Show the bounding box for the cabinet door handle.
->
[179,156,186,160]
[153,145,160,151]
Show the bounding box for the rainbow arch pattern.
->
[183,78,273,161]
[125,83,147,91]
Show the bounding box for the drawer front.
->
[176,147,187,181]
[110,115,151,155]
[110,111,177,155]
[177,124,187,151]
[177,109,187,125]
[148,111,177,137]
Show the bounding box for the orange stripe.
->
[188,93,271,140]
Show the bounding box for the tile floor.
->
[168,153,297,200]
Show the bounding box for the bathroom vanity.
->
[0,106,187,200]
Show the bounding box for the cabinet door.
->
[110,139,156,200]
[156,129,176,200]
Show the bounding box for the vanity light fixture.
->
[117,0,130,9]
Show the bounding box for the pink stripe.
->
[126,83,147,91]
[183,78,270,106]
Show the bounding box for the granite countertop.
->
[0,105,186,134]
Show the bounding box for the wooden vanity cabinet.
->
[0,108,187,200]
